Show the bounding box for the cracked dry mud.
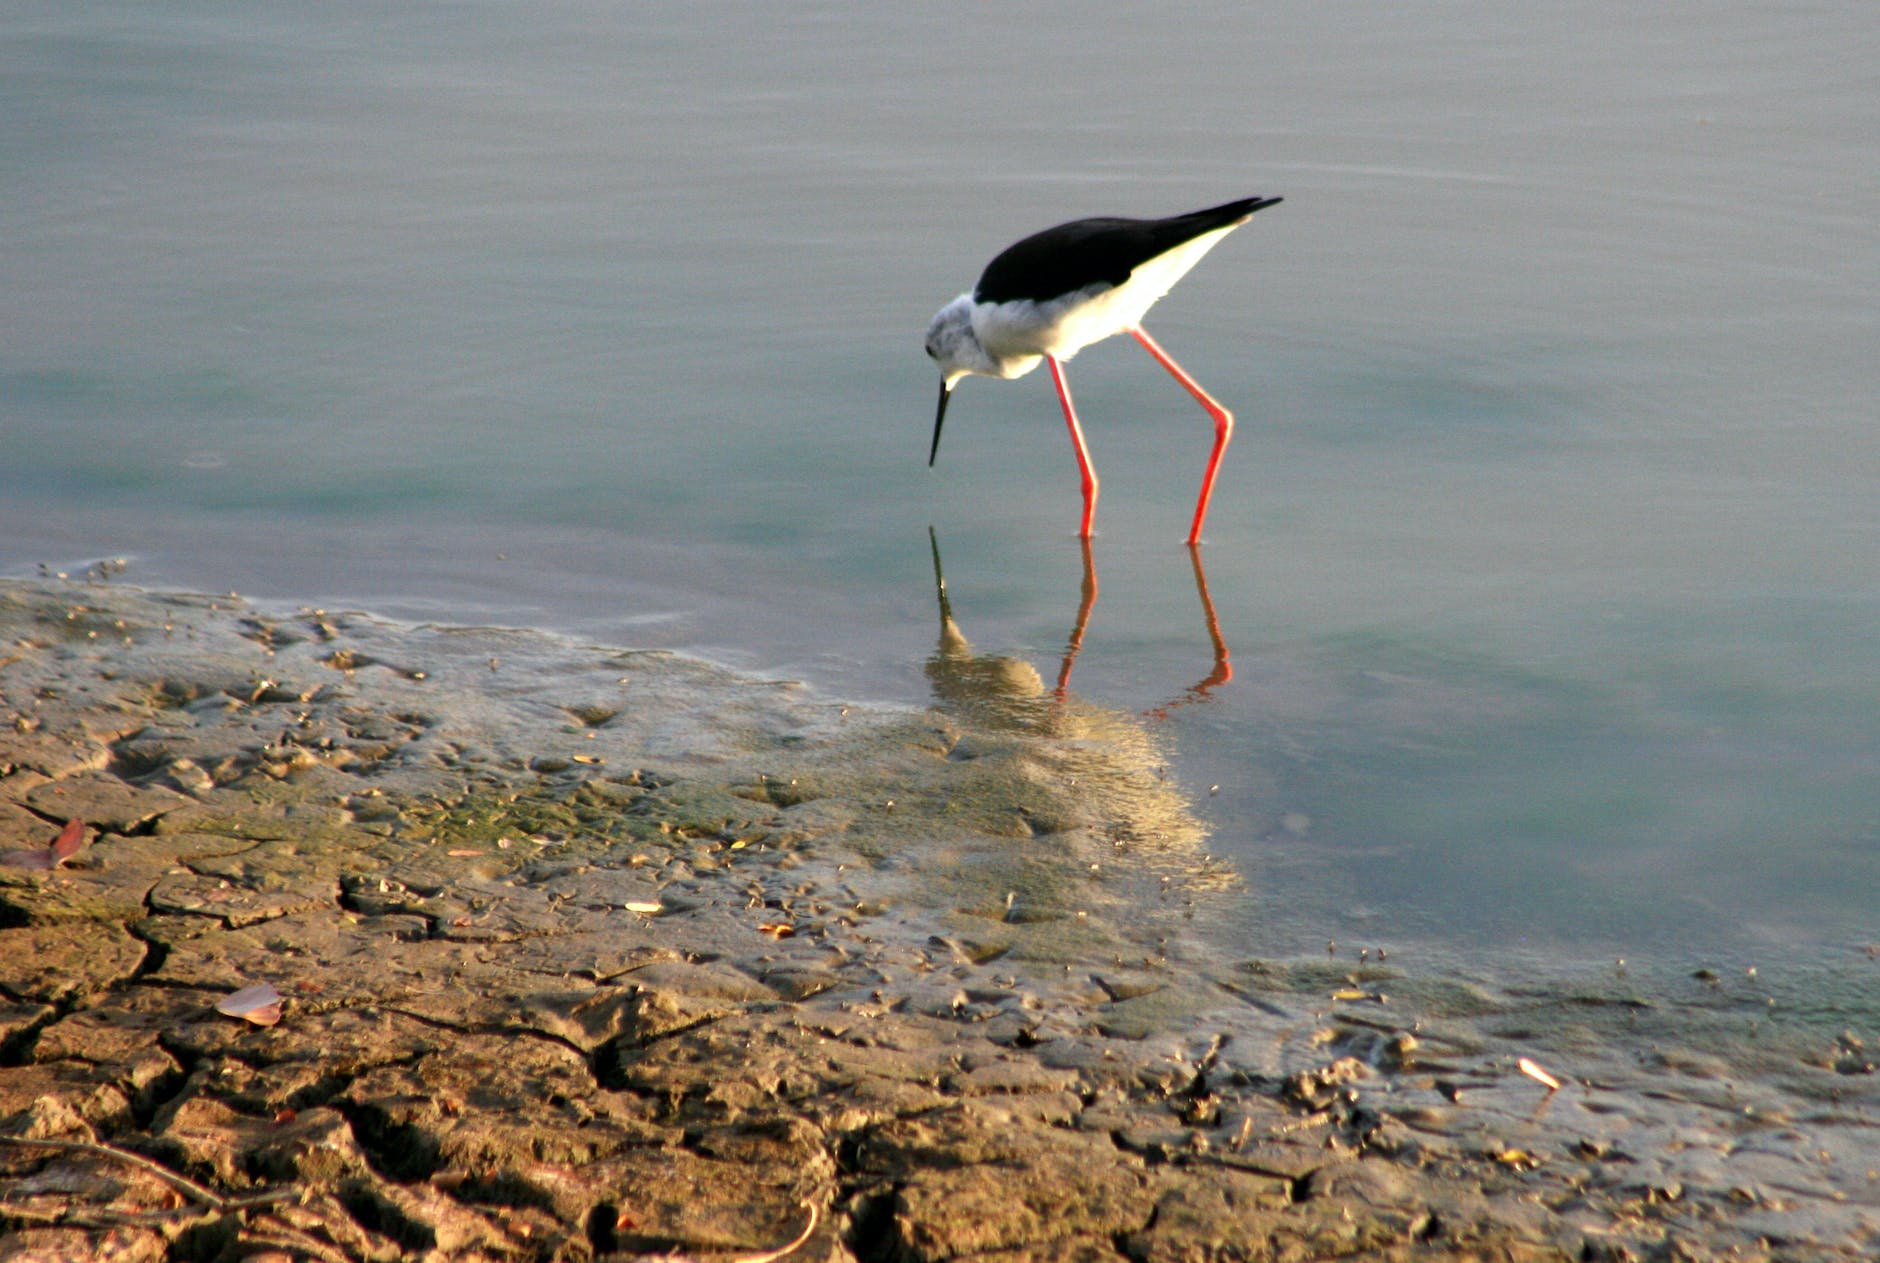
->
[1,576,1874,1262]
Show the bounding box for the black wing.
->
[973,196,1280,306]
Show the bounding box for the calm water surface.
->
[3,4,1875,967]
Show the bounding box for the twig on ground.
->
[243,1218,358,1263]
[631,1200,822,1263]
[0,1134,226,1208]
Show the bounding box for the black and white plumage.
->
[923,196,1281,543]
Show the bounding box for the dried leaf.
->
[216,982,284,1026]
[2,818,88,870]
[1518,1056,1562,1091]
[49,818,85,866]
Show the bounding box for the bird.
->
[923,195,1281,543]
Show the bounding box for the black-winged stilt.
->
[923,196,1281,543]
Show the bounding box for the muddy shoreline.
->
[1,575,1873,1261]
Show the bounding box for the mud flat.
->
[1,573,1875,1262]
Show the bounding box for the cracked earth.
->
[1,576,1874,1262]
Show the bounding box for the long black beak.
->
[928,379,952,467]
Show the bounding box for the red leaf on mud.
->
[1,819,84,870]
[215,982,284,1026]
[49,818,85,866]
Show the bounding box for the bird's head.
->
[923,294,986,379]
[924,294,987,466]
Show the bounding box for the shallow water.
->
[3,3,1876,973]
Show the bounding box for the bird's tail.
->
[1186,196,1283,231]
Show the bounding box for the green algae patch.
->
[395,779,665,857]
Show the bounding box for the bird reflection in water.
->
[919,528,1239,915]
[924,528,1232,727]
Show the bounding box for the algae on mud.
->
[1,574,1875,1261]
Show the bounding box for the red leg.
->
[1047,356,1098,538]
[1130,326,1233,544]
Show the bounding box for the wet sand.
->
[1,573,1874,1261]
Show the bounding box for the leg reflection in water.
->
[924,528,1232,723]
[1144,544,1234,721]
[1054,536,1099,698]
